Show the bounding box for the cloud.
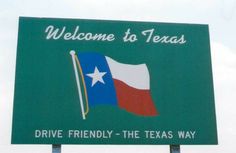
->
[212,42,236,150]
[211,42,236,100]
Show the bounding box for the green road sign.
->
[12,17,217,144]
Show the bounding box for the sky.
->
[0,0,236,153]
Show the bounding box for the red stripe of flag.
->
[113,79,158,116]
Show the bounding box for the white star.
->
[86,67,107,87]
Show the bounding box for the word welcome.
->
[45,25,186,44]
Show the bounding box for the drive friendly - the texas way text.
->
[35,130,196,139]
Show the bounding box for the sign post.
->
[170,145,180,153]
[52,144,61,153]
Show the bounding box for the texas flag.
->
[75,52,158,116]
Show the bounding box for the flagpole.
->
[70,50,86,120]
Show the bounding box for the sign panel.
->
[12,17,217,144]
